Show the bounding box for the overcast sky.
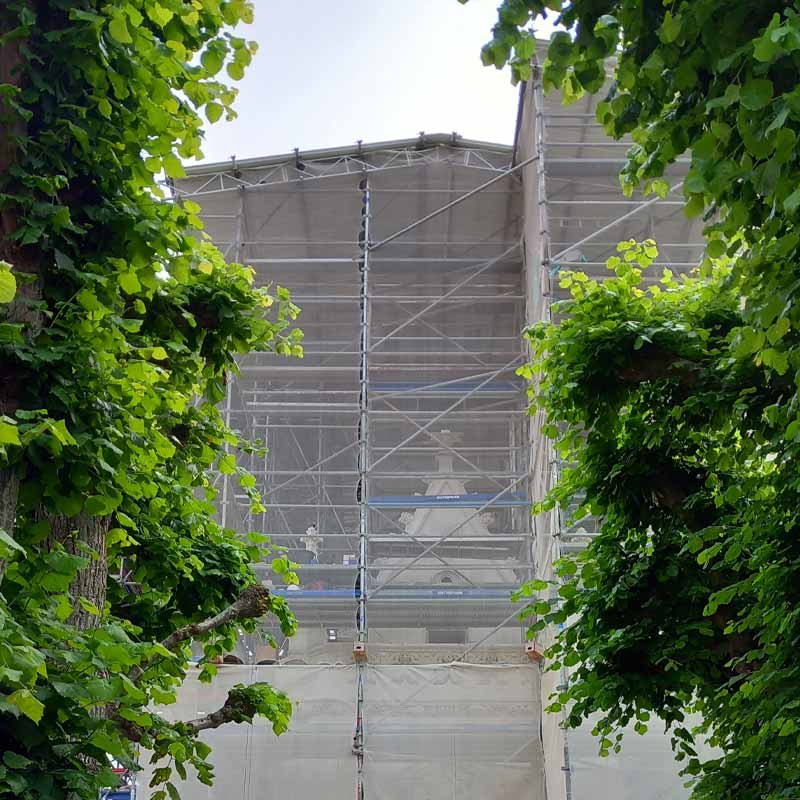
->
[197,0,554,165]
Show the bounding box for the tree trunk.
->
[0,10,41,585]
[0,470,19,581]
[46,514,111,630]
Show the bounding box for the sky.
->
[197,0,553,165]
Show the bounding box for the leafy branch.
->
[0,2,303,798]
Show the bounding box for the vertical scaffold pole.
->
[533,62,573,800]
[355,173,371,799]
[221,188,246,531]
[533,64,552,307]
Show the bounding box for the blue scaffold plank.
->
[370,380,523,394]
[274,588,513,599]
[367,493,529,508]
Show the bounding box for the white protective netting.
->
[567,716,713,800]
[570,728,686,799]
[138,665,357,799]
[362,663,545,800]
[138,663,546,800]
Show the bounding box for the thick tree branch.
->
[118,686,262,744]
[183,688,260,733]
[651,464,697,522]
[117,585,274,743]
[161,583,272,652]
[617,346,701,388]
[128,583,272,684]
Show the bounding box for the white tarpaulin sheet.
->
[140,663,545,800]
[362,663,545,800]
[139,664,357,799]
[568,718,708,800]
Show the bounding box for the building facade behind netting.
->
[153,67,707,800]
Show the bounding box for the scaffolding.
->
[167,56,707,798]
[516,57,707,800]
[175,134,534,656]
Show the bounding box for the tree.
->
[473,1,800,797]
[0,2,302,798]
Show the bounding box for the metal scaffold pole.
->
[220,188,246,531]
[532,62,574,800]
[355,173,371,799]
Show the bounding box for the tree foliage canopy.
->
[0,2,301,798]
[475,0,800,797]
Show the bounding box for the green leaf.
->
[0,528,25,559]
[707,240,726,258]
[734,326,766,358]
[3,752,32,769]
[55,593,74,621]
[119,271,141,294]
[124,5,143,26]
[77,289,103,312]
[218,453,237,474]
[85,494,121,515]
[271,556,290,575]
[227,61,245,81]
[150,686,176,704]
[240,473,257,489]
[761,347,789,374]
[785,186,800,214]
[48,419,77,446]
[166,782,181,800]
[767,316,790,344]
[195,740,212,759]
[0,261,16,303]
[685,172,708,194]
[7,689,44,723]
[98,97,112,119]
[117,512,137,529]
[206,102,224,123]
[54,494,83,517]
[90,730,124,757]
[147,3,174,27]
[0,419,21,446]
[556,558,578,577]
[108,16,133,44]
[78,597,100,616]
[201,47,226,76]
[659,11,681,43]
[563,651,580,667]
[725,485,742,503]
[162,154,186,179]
[740,79,774,110]
[650,179,670,199]
[685,194,705,218]
[707,84,739,110]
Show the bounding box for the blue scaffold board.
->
[370,380,523,394]
[367,493,529,508]
[274,587,513,599]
